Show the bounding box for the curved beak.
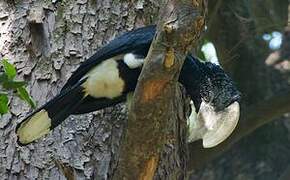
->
[197,101,240,148]
[187,101,240,148]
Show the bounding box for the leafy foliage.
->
[0,59,36,115]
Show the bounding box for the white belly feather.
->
[82,59,125,99]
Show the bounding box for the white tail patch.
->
[17,109,51,145]
[123,53,144,69]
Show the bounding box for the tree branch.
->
[114,0,206,179]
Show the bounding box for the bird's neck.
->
[179,55,207,110]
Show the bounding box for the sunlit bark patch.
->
[139,155,159,180]
[141,78,170,103]
[164,47,175,69]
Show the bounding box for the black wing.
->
[73,95,127,114]
[61,25,157,91]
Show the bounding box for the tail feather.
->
[16,85,85,146]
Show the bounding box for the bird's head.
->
[188,62,241,148]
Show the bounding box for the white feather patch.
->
[83,59,125,99]
[17,109,51,144]
[123,53,144,69]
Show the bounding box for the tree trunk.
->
[0,0,204,179]
[0,0,161,179]
[2,0,290,179]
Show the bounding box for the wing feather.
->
[62,25,156,91]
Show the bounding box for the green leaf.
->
[0,94,9,115]
[0,73,8,83]
[17,87,36,109]
[2,80,26,89]
[2,59,17,80]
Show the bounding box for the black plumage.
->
[61,26,155,91]
[15,25,240,146]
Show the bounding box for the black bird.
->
[16,25,240,148]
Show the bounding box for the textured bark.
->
[114,1,206,179]
[2,0,290,180]
[0,0,160,179]
[0,0,206,179]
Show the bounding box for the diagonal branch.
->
[113,0,207,179]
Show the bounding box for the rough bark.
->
[0,0,206,179]
[0,0,160,179]
[1,0,290,179]
[114,1,206,179]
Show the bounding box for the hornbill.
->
[16,25,240,148]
